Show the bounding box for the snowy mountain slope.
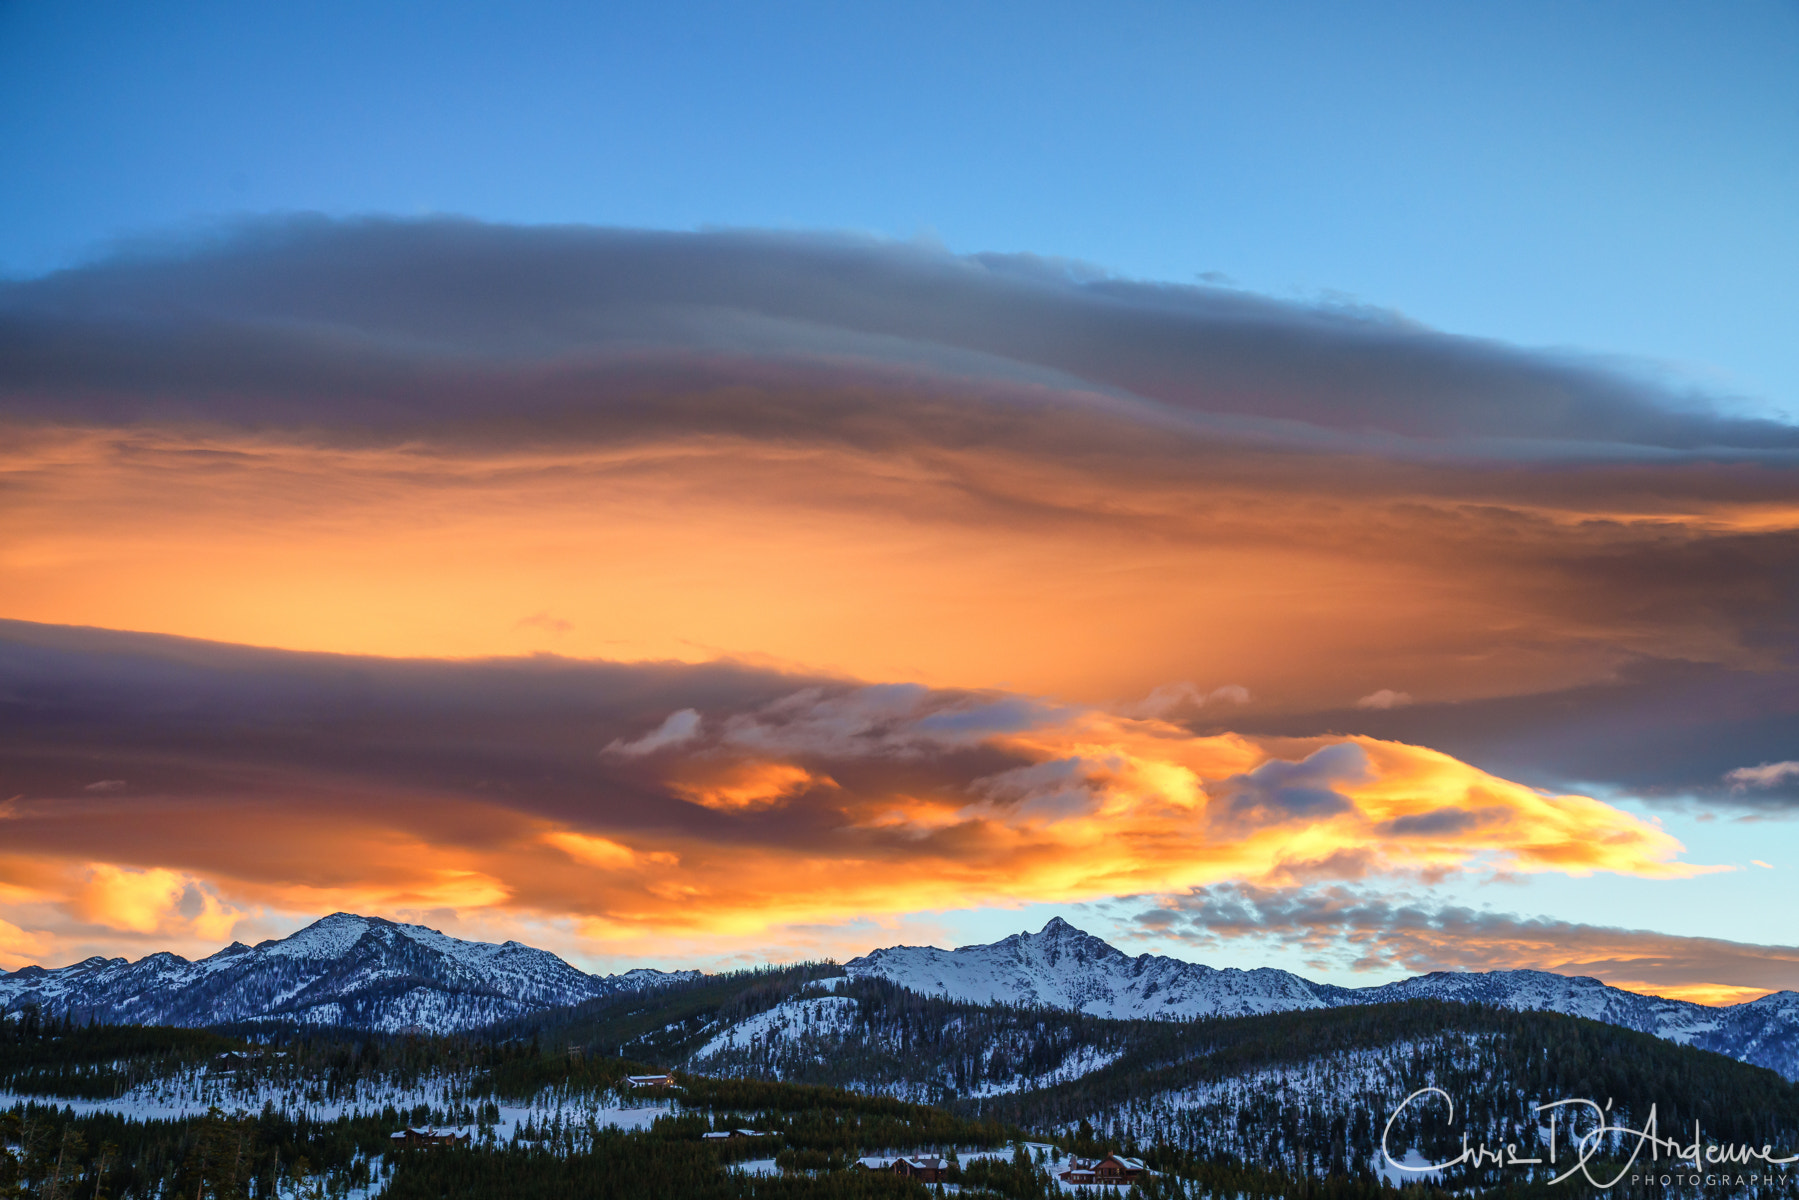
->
[0,912,698,1033]
[846,918,1799,1079]
[1333,969,1799,1078]
[689,995,863,1062]
[845,917,1324,1020]
[679,981,1136,1101]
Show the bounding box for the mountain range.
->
[845,917,1799,1078]
[4,913,1795,1079]
[0,912,697,1033]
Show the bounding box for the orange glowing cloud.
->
[670,762,838,812]
[0,918,53,973]
[2,420,1793,713]
[0,667,1708,968]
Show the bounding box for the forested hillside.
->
[8,976,1799,1199]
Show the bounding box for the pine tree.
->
[42,1124,88,1200]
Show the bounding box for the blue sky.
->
[4,1,1797,412]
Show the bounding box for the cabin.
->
[702,1129,773,1140]
[1060,1154,1145,1185]
[853,1156,948,1182]
[626,1073,676,1089]
[1094,1154,1146,1182]
[889,1156,949,1183]
[389,1128,471,1148]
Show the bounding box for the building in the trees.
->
[854,1155,949,1182]
[390,1128,471,1148]
[1060,1154,1146,1185]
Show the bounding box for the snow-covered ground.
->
[689,996,861,1062]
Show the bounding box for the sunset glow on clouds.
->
[0,666,1707,952]
[0,623,1754,995]
[2,220,1796,1001]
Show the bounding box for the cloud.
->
[1356,689,1412,710]
[1727,761,1799,790]
[671,762,837,813]
[1208,657,1799,811]
[0,220,1794,970]
[0,219,1796,724]
[1118,682,1251,719]
[6,219,1794,451]
[605,708,703,756]
[1212,743,1367,826]
[0,621,1712,966]
[0,917,53,972]
[1139,883,1799,1004]
[71,864,187,933]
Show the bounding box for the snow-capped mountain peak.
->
[0,912,698,1033]
[846,918,1323,1019]
[257,911,376,960]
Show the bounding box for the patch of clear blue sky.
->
[3,1,1796,415]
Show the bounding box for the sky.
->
[1,2,1797,1006]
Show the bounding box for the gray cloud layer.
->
[0,619,1023,852]
[4,218,1794,456]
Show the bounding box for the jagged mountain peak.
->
[846,917,1292,1020]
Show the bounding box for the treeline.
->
[0,1009,241,1099]
[0,1101,413,1199]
